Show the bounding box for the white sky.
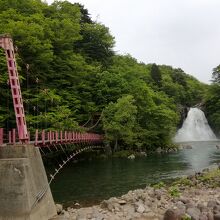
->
[46,0,220,84]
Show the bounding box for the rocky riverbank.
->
[51,165,220,220]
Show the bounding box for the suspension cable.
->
[84,111,103,131]
[81,115,92,127]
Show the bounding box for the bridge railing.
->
[0,128,103,146]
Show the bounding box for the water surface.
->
[48,141,220,206]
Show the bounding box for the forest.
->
[0,0,219,151]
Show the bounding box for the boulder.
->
[185,145,193,149]
[118,199,127,205]
[123,204,136,216]
[140,152,147,157]
[56,204,63,215]
[197,203,208,213]
[62,211,70,219]
[136,204,145,214]
[199,214,208,220]
[208,212,214,220]
[134,200,145,214]
[186,207,201,220]
[179,197,190,204]
[214,214,220,220]
[128,154,135,159]
[76,209,88,220]
[163,209,178,220]
[50,216,69,220]
[213,205,220,214]
[207,200,217,208]
[156,147,162,153]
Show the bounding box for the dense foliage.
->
[205,67,220,137]
[0,0,208,151]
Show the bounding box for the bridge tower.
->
[0,34,28,143]
[0,34,56,220]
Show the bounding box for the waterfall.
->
[174,107,217,142]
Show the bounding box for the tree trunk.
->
[114,138,118,152]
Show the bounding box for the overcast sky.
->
[46,0,220,84]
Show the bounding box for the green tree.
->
[75,22,115,67]
[150,63,162,87]
[171,68,187,87]
[205,84,220,136]
[212,65,220,83]
[102,95,137,151]
[0,48,8,127]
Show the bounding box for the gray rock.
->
[146,187,155,197]
[123,204,135,214]
[136,204,145,214]
[114,205,120,212]
[214,214,220,220]
[100,197,121,212]
[187,207,201,220]
[185,145,193,149]
[118,199,127,205]
[175,208,186,218]
[144,205,151,213]
[128,154,135,159]
[56,204,63,215]
[197,203,208,212]
[155,189,163,200]
[175,201,186,211]
[140,151,147,156]
[199,214,208,220]
[181,144,193,149]
[76,210,87,220]
[208,212,214,220]
[217,199,220,205]
[163,209,178,220]
[91,208,104,220]
[213,206,220,214]
[156,147,162,153]
[63,211,70,219]
[94,213,104,220]
[100,200,113,211]
[179,197,190,204]
[186,202,196,209]
[207,200,217,208]
[50,216,69,220]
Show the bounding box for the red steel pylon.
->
[0,34,28,143]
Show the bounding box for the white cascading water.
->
[174,107,217,142]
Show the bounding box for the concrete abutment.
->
[0,145,56,220]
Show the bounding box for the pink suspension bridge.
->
[0,34,106,220]
[0,34,103,147]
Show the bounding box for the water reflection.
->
[180,141,220,170]
[49,141,220,206]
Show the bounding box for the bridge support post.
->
[0,145,56,220]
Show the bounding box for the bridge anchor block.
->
[0,145,56,220]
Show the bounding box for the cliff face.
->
[177,105,189,129]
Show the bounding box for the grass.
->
[168,186,181,197]
[197,169,220,187]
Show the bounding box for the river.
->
[48,141,220,207]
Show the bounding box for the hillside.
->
[0,0,209,150]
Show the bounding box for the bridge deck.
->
[0,128,103,147]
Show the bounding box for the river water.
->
[48,141,220,207]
